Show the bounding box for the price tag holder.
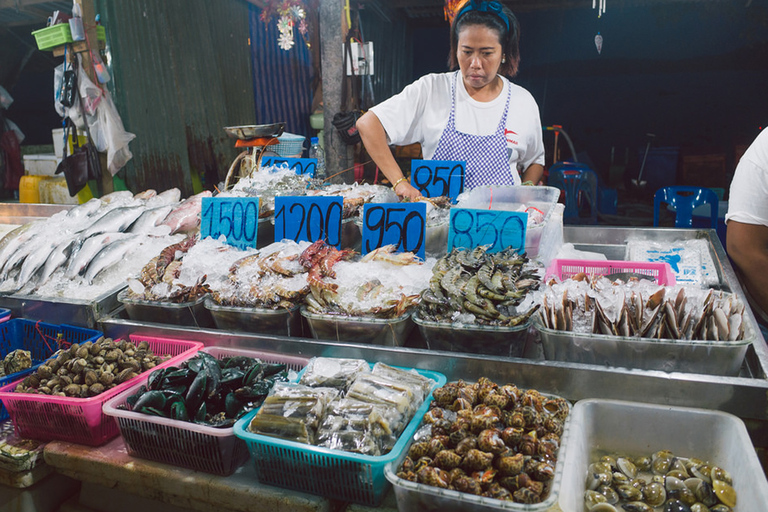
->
[410,159,465,199]
[200,197,260,250]
[260,157,317,177]
[448,208,528,253]
[274,196,343,247]
[362,202,426,260]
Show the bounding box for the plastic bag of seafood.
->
[103,346,310,476]
[233,363,446,506]
[558,399,768,512]
[0,334,202,446]
[298,357,369,390]
[533,278,755,376]
[384,378,572,512]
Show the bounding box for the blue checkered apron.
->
[432,71,514,189]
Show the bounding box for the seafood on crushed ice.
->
[418,246,542,327]
[305,183,397,218]
[537,275,747,342]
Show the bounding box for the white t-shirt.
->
[369,72,545,180]
[726,128,768,226]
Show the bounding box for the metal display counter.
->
[0,203,124,329]
[98,226,768,450]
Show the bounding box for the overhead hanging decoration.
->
[443,0,469,24]
[595,32,603,55]
[593,0,606,18]
[260,0,310,51]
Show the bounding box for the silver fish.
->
[84,236,139,284]
[134,189,157,200]
[66,233,133,278]
[13,238,61,290]
[0,221,47,271]
[79,206,147,239]
[129,205,173,234]
[37,236,78,287]
[65,198,103,221]
[0,233,53,280]
[148,188,181,207]
[100,190,134,204]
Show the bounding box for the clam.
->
[664,499,693,512]
[634,456,652,472]
[615,483,642,501]
[622,502,653,512]
[643,481,666,507]
[690,504,710,512]
[710,466,732,485]
[691,463,714,484]
[711,479,737,508]
[597,484,620,504]
[617,456,638,478]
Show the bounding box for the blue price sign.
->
[200,197,260,250]
[274,196,343,247]
[448,208,528,253]
[260,157,317,177]
[362,203,426,260]
[410,159,465,199]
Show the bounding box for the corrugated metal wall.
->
[96,0,254,196]
[359,10,412,107]
[249,6,314,142]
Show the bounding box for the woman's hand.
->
[395,180,422,200]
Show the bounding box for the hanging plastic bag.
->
[76,57,102,115]
[96,89,135,175]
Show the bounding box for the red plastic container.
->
[0,334,202,446]
[545,259,676,286]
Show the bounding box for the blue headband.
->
[455,0,510,32]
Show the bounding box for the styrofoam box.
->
[52,128,65,158]
[22,154,61,177]
[558,399,768,512]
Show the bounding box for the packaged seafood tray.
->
[301,306,414,347]
[204,298,303,337]
[384,387,573,512]
[455,185,560,258]
[103,347,310,476]
[412,311,530,358]
[558,399,768,512]
[545,259,676,285]
[233,364,446,506]
[0,319,102,421]
[0,335,202,446]
[117,289,215,329]
[533,314,753,376]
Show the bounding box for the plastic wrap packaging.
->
[346,373,416,433]
[626,238,718,287]
[316,398,399,456]
[371,362,435,405]
[299,357,370,390]
[247,382,339,444]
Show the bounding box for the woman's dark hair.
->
[448,2,521,77]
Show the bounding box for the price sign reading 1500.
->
[448,208,528,253]
[274,196,343,247]
[410,159,465,199]
[260,157,317,177]
[200,197,260,250]
[362,203,426,260]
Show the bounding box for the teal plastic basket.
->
[233,364,446,506]
[273,132,306,157]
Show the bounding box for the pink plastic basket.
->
[0,335,202,446]
[103,347,310,476]
[545,259,676,286]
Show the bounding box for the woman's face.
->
[457,24,503,91]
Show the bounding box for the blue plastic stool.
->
[653,186,719,228]
[548,162,598,224]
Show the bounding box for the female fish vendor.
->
[356,0,545,200]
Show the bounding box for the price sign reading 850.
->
[274,196,343,247]
[362,203,426,260]
[448,208,528,253]
[410,159,465,199]
[200,197,260,250]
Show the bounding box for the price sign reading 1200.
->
[274,196,343,247]
[200,197,260,250]
[260,157,317,177]
[362,203,426,260]
[410,159,465,199]
[448,208,528,253]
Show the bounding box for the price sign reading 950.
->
[410,159,465,199]
[362,203,426,260]
[448,208,528,253]
[260,157,317,177]
[200,197,260,250]
[274,196,343,247]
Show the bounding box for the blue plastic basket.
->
[273,132,306,157]
[233,364,446,506]
[0,319,102,421]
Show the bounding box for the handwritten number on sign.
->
[362,203,426,259]
[201,197,260,249]
[448,208,527,253]
[274,196,343,247]
[410,160,465,199]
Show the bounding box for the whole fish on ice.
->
[159,190,212,234]
[36,235,79,287]
[79,206,147,239]
[66,232,135,279]
[84,236,142,284]
[129,205,174,235]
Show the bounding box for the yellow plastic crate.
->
[32,24,106,51]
